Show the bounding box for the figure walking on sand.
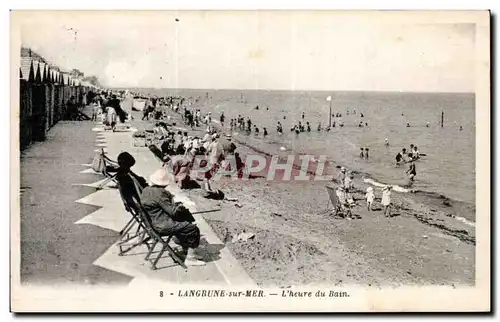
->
[365,187,375,211]
[381,185,392,217]
[337,167,347,186]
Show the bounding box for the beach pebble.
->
[232,232,255,243]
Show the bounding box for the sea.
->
[124,88,476,215]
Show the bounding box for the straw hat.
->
[149,169,170,186]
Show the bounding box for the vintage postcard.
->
[10,10,490,312]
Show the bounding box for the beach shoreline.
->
[128,96,475,287]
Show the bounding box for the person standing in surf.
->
[220,111,225,128]
[406,161,417,183]
[395,151,403,166]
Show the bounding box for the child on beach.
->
[344,173,354,191]
[381,185,392,217]
[365,187,375,211]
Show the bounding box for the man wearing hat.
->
[203,133,224,192]
[336,167,347,186]
[140,169,205,266]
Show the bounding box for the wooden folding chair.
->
[96,148,119,190]
[322,185,354,218]
[148,144,171,167]
[128,175,187,270]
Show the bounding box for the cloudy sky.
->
[17,11,476,92]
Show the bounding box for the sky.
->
[17,11,476,92]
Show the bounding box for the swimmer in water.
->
[360,148,364,158]
[426,122,430,128]
[395,151,403,165]
[385,138,389,146]
[406,123,411,127]
[364,148,369,159]
[254,125,260,135]
[263,127,268,137]
[306,122,311,132]
[317,122,322,131]
[301,112,305,120]
[459,125,463,131]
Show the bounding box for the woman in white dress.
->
[381,185,392,217]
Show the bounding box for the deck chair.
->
[115,174,149,256]
[95,148,119,190]
[148,144,170,167]
[128,175,188,270]
[324,185,353,218]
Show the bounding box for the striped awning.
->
[32,60,41,82]
[20,57,33,82]
[38,62,46,82]
[62,73,69,85]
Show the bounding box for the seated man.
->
[140,169,205,266]
[335,186,355,218]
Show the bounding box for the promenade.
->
[19,103,254,288]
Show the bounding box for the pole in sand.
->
[327,95,332,128]
[441,111,444,128]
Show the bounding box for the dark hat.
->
[117,152,136,169]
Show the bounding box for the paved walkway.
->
[20,101,254,288]
[20,119,131,285]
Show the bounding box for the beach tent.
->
[20,57,34,82]
[38,62,46,82]
[62,73,69,85]
[132,98,146,111]
[32,61,41,83]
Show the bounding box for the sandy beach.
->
[130,98,475,287]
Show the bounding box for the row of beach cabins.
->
[19,47,101,151]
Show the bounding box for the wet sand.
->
[131,103,475,287]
